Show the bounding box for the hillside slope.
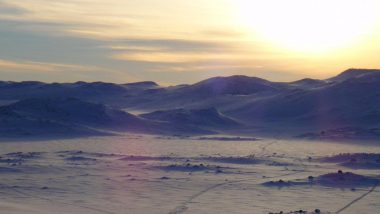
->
[1,69,380,140]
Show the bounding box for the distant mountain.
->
[0,97,149,137]
[122,81,159,89]
[116,75,290,110]
[0,98,221,138]
[0,81,127,100]
[327,68,380,82]
[5,97,139,127]
[1,69,380,140]
[0,102,106,138]
[226,69,380,135]
[290,78,327,88]
[186,75,286,96]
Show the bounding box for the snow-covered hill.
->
[0,98,225,138]
[140,107,241,131]
[1,69,379,140]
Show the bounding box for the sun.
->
[231,0,380,53]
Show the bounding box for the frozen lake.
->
[0,135,379,214]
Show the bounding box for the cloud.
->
[0,1,286,66]
[200,29,246,38]
[0,0,237,40]
[108,38,296,67]
[149,64,264,73]
[0,59,100,73]
[0,0,149,39]
[109,39,229,52]
[0,2,26,15]
[107,37,280,64]
[113,52,252,63]
[1,0,377,85]
[0,58,140,83]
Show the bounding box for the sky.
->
[1,0,380,85]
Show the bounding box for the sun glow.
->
[232,0,380,53]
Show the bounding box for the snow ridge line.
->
[335,179,379,214]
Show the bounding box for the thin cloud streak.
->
[0,58,139,83]
[0,59,97,73]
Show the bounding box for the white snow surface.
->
[0,135,379,214]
